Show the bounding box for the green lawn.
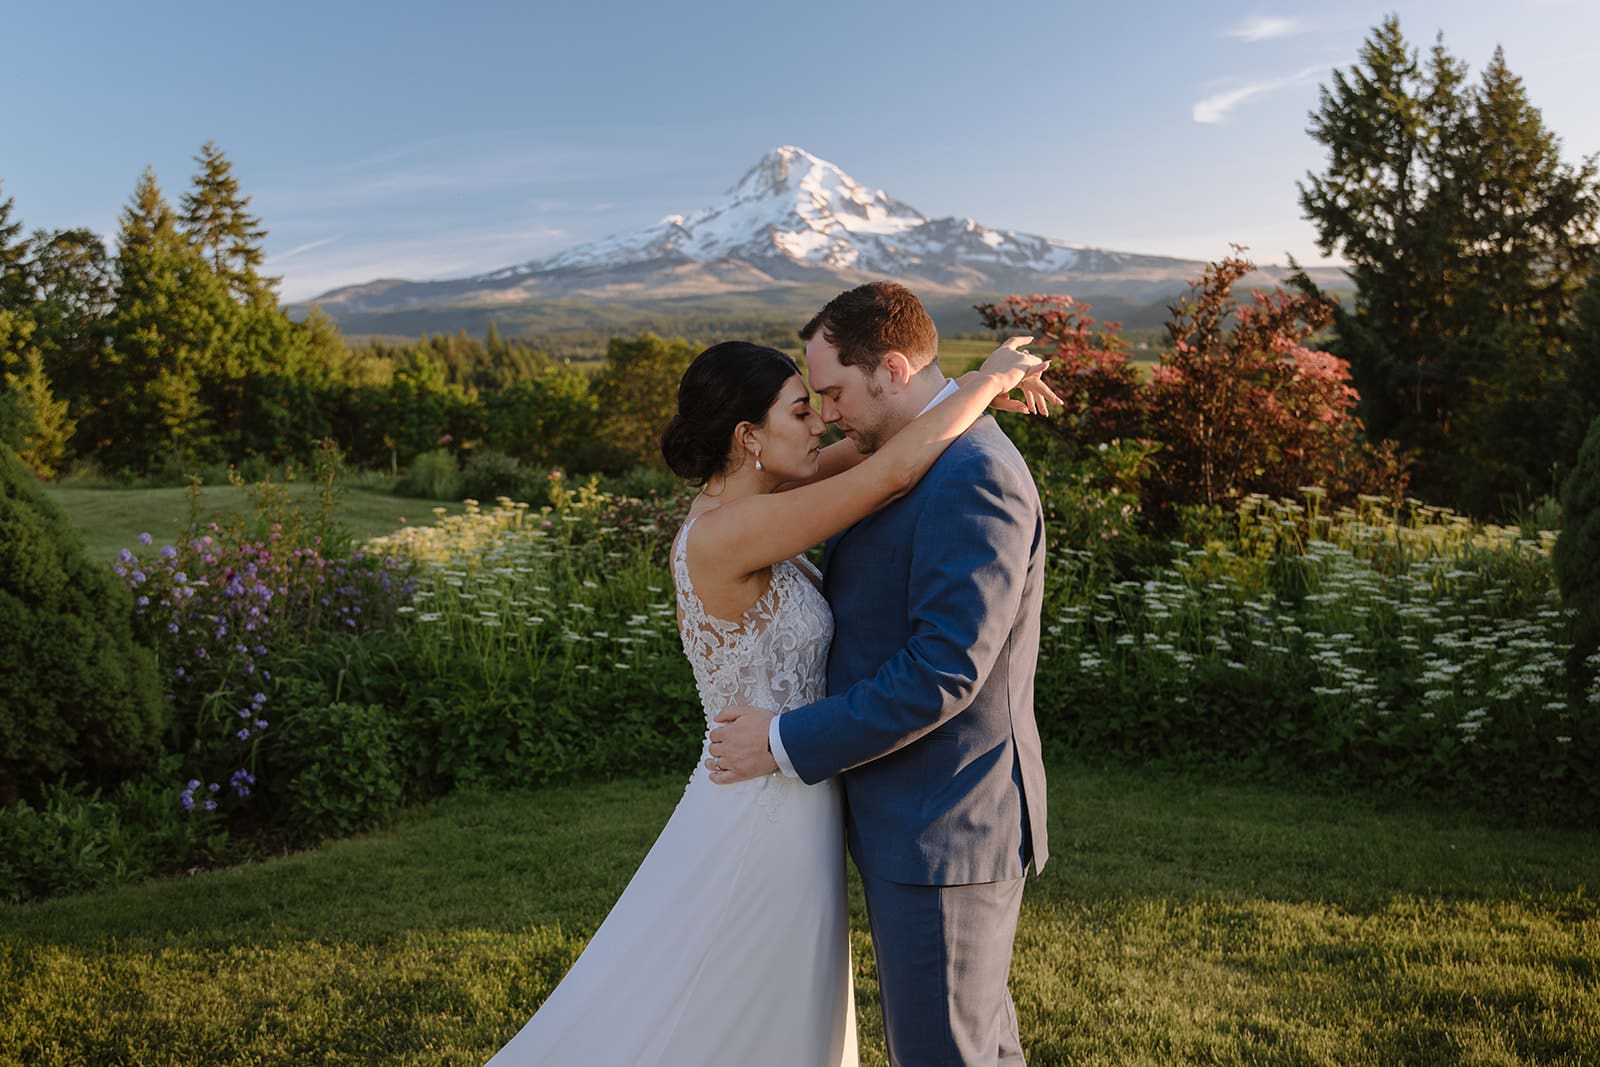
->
[2,761,1595,1066]
[43,485,460,561]
[938,336,1160,378]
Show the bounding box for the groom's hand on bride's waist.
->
[707,707,778,784]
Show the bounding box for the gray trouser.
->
[860,871,1027,1066]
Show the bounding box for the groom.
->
[709,282,1049,1065]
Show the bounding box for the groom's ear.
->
[881,351,914,387]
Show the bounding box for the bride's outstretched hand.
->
[995,369,1060,416]
[966,336,1060,416]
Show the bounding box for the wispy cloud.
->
[1221,15,1307,42]
[273,236,341,261]
[267,222,573,303]
[253,136,690,302]
[256,138,669,215]
[1192,65,1325,124]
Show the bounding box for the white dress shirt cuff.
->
[768,716,799,779]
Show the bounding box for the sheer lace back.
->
[673,513,833,728]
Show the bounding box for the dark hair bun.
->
[660,342,800,485]
[660,412,722,483]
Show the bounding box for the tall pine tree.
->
[1299,17,1600,513]
[0,187,74,476]
[180,141,276,305]
[99,167,232,472]
[1298,20,1469,460]
[0,184,31,311]
[1443,49,1600,506]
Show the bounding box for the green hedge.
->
[0,446,166,805]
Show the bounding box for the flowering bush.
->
[119,521,414,822]
[356,491,700,792]
[1037,493,1599,823]
[973,294,1144,448]
[0,754,227,903]
[1146,255,1404,512]
[978,251,1407,523]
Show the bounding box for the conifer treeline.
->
[1297,17,1600,512]
[0,143,675,478]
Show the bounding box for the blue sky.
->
[7,0,1597,303]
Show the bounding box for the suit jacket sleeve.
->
[777,450,1033,784]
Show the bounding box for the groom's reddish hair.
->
[800,282,938,374]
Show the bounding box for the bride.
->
[486,336,1051,1066]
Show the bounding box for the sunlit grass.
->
[44,484,460,562]
[2,761,1595,1066]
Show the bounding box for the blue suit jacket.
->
[777,415,1050,886]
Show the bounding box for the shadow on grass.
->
[3,761,1597,1066]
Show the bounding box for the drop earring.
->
[754,451,763,471]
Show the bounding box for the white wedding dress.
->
[487,514,858,1066]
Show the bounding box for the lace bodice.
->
[672,513,834,728]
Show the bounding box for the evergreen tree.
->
[1442,49,1600,504]
[0,347,75,477]
[485,319,506,363]
[180,141,276,304]
[26,228,114,433]
[0,299,39,460]
[1568,254,1600,435]
[0,188,70,476]
[99,168,232,471]
[0,186,31,312]
[1555,414,1600,696]
[1299,17,1600,513]
[1299,20,1468,454]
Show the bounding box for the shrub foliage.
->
[1555,414,1600,694]
[977,251,1407,522]
[0,446,166,804]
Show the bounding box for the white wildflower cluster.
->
[1041,494,1578,746]
[366,497,683,681]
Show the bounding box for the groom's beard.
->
[846,381,895,455]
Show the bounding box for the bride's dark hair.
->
[661,341,801,485]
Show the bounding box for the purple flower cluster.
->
[119,523,416,815]
[180,779,220,812]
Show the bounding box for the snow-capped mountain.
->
[481,146,1106,282]
[298,146,1328,320]
[517,146,939,274]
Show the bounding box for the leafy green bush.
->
[396,448,462,500]
[1555,415,1600,694]
[0,757,225,903]
[268,701,404,840]
[598,465,681,503]
[460,448,523,504]
[0,446,166,804]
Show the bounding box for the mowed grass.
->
[42,485,461,561]
[938,336,1160,378]
[2,761,1596,1066]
